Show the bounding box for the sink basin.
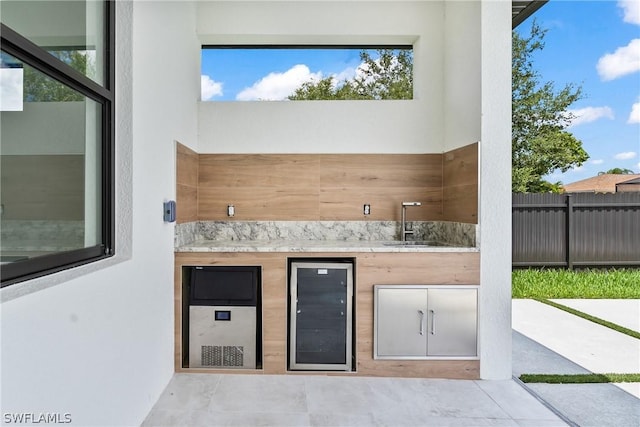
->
[382,241,449,247]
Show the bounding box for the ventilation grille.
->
[201,345,244,367]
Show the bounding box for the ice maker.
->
[188,266,260,369]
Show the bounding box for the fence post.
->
[566,194,574,270]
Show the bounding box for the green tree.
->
[288,48,413,100]
[512,22,588,193]
[598,168,635,175]
[24,50,93,102]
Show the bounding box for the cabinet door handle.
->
[430,310,435,335]
[418,310,425,335]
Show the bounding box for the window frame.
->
[0,1,115,287]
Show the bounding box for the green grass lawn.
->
[520,373,640,384]
[512,268,640,299]
[513,268,640,381]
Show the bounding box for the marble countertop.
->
[176,239,479,253]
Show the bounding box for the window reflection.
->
[0,52,102,263]
[0,1,105,84]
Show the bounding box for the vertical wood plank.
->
[443,143,478,223]
[176,143,199,223]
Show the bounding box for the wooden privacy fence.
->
[512,192,640,269]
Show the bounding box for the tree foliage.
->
[24,50,93,102]
[598,168,636,175]
[288,48,413,100]
[512,22,588,193]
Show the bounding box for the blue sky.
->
[519,0,640,183]
[200,1,640,184]
[201,47,391,101]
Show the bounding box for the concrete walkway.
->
[512,299,640,426]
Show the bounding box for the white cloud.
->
[590,159,605,165]
[0,68,23,111]
[236,65,322,101]
[614,151,638,160]
[619,0,640,25]
[567,106,615,127]
[333,66,357,85]
[628,101,640,124]
[201,75,223,101]
[596,39,640,81]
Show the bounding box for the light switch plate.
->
[163,201,176,222]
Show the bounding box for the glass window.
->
[201,46,413,101]
[0,1,106,85]
[1,1,113,287]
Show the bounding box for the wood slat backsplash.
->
[176,143,199,223]
[197,154,442,221]
[176,143,478,223]
[443,143,478,224]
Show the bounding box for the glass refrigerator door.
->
[290,262,353,371]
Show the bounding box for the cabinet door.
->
[426,289,477,357]
[290,263,352,370]
[376,288,428,357]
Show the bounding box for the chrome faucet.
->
[401,202,422,241]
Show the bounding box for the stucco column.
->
[479,0,513,380]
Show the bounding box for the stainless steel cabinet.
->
[374,285,478,359]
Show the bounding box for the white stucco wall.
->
[0,5,513,425]
[196,0,446,154]
[478,0,512,380]
[443,0,481,151]
[0,2,200,426]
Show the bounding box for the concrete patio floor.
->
[142,299,639,426]
[142,373,566,426]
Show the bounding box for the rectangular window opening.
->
[201,46,413,102]
[0,1,114,287]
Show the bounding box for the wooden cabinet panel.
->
[196,154,444,221]
[319,154,442,188]
[443,142,478,224]
[175,251,480,379]
[199,154,320,188]
[176,143,199,223]
[176,143,198,187]
[176,184,197,223]
[176,142,478,224]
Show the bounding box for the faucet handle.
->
[402,202,422,207]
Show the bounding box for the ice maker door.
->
[189,306,257,369]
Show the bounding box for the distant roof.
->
[562,174,640,193]
[618,176,640,186]
[512,1,548,29]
